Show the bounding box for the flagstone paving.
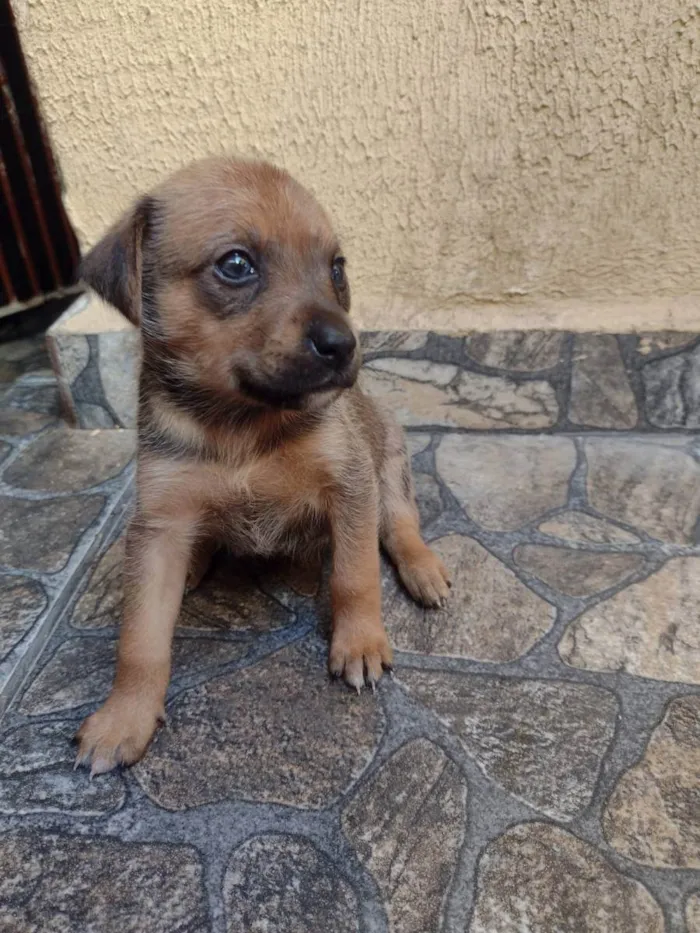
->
[1,331,700,932]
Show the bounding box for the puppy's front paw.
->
[75,694,164,775]
[329,622,393,693]
[398,545,451,608]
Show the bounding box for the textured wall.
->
[16,0,700,329]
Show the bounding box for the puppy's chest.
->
[200,456,329,556]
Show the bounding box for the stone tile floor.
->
[0,338,134,711]
[1,333,700,932]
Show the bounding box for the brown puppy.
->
[75,157,450,774]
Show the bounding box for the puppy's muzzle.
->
[306,314,357,373]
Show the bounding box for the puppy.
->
[75,157,450,774]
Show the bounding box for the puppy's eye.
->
[215,250,257,285]
[331,257,346,288]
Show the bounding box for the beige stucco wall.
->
[16,0,700,331]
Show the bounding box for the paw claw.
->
[90,756,116,778]
[329,626,392,694]
[398,546,451,609]
[344,658,366,694]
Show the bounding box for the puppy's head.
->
[81,157,360,413]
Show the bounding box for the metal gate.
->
[0,1,79,319]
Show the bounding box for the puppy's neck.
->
[140,380,326,464]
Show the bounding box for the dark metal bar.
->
[4,1,79,272]
[0,239,14,303]
[0,58,62,287]
[0,0,80,310]
[0,150,40,293]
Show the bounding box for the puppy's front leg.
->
[76,517,195,774]
[328,485,392,692]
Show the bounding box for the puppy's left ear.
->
[79,197,154,326]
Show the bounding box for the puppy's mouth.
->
[238,360,359,410]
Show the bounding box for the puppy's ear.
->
[79,197,154,326]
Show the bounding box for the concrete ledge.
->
[356,294,700,334]
[47,294,140,429]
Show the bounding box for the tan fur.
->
[75,157,450,774]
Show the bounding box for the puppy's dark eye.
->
[331,257,346,288]
[215,250,257,285]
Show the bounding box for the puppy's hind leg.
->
[379,425,451,608]
[186,537,218,592]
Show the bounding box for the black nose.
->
[307,317,357,369]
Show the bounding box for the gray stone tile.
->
[4,381,61,417]
[49,328,141,430]
[586,438,700,543]
[0,408,54,436]
[643,344,700,429]
[180,556,294,632]
[133,644,384,810]
[49,333,90,386]
[538,510,640,545]
[75,401,117,429]
[225,835,359,932]
[383,535,554,661]
[0,765,124,817]
[5,325,700,930]
[405,432,432,458]
[19,636,247,715]
[256,555,323,602]
[0,495,104,573]
[361,331,429,352]
[513,545,644,597]
[688,894,700,933]
[643,352,686,428]
[0,722,124,815]
[604,696,700,868]
[18,638,117,715]
[437,435,576,530]
[0,833,208,932]
[454,370,559,428]
[471,823,664,932]
[413,471,443,527]
[0,577,46,662]
[367,357,457,386]
[400,672,616,819]
[465,331,565,371]
[0,721,77,775]
[637,333,699,356]
[0,338,51,385]
[688,347,700,429]
[342,739,467,933]
[569,335,637,428]
[560,558,700,684]
[640,434,693,447]
[4,428,135,493]
[98,331,141,428]
[363,360,558,429]
[70,540,295,633]
[70,537,124,628]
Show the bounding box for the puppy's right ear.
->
[79,197,154,326]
